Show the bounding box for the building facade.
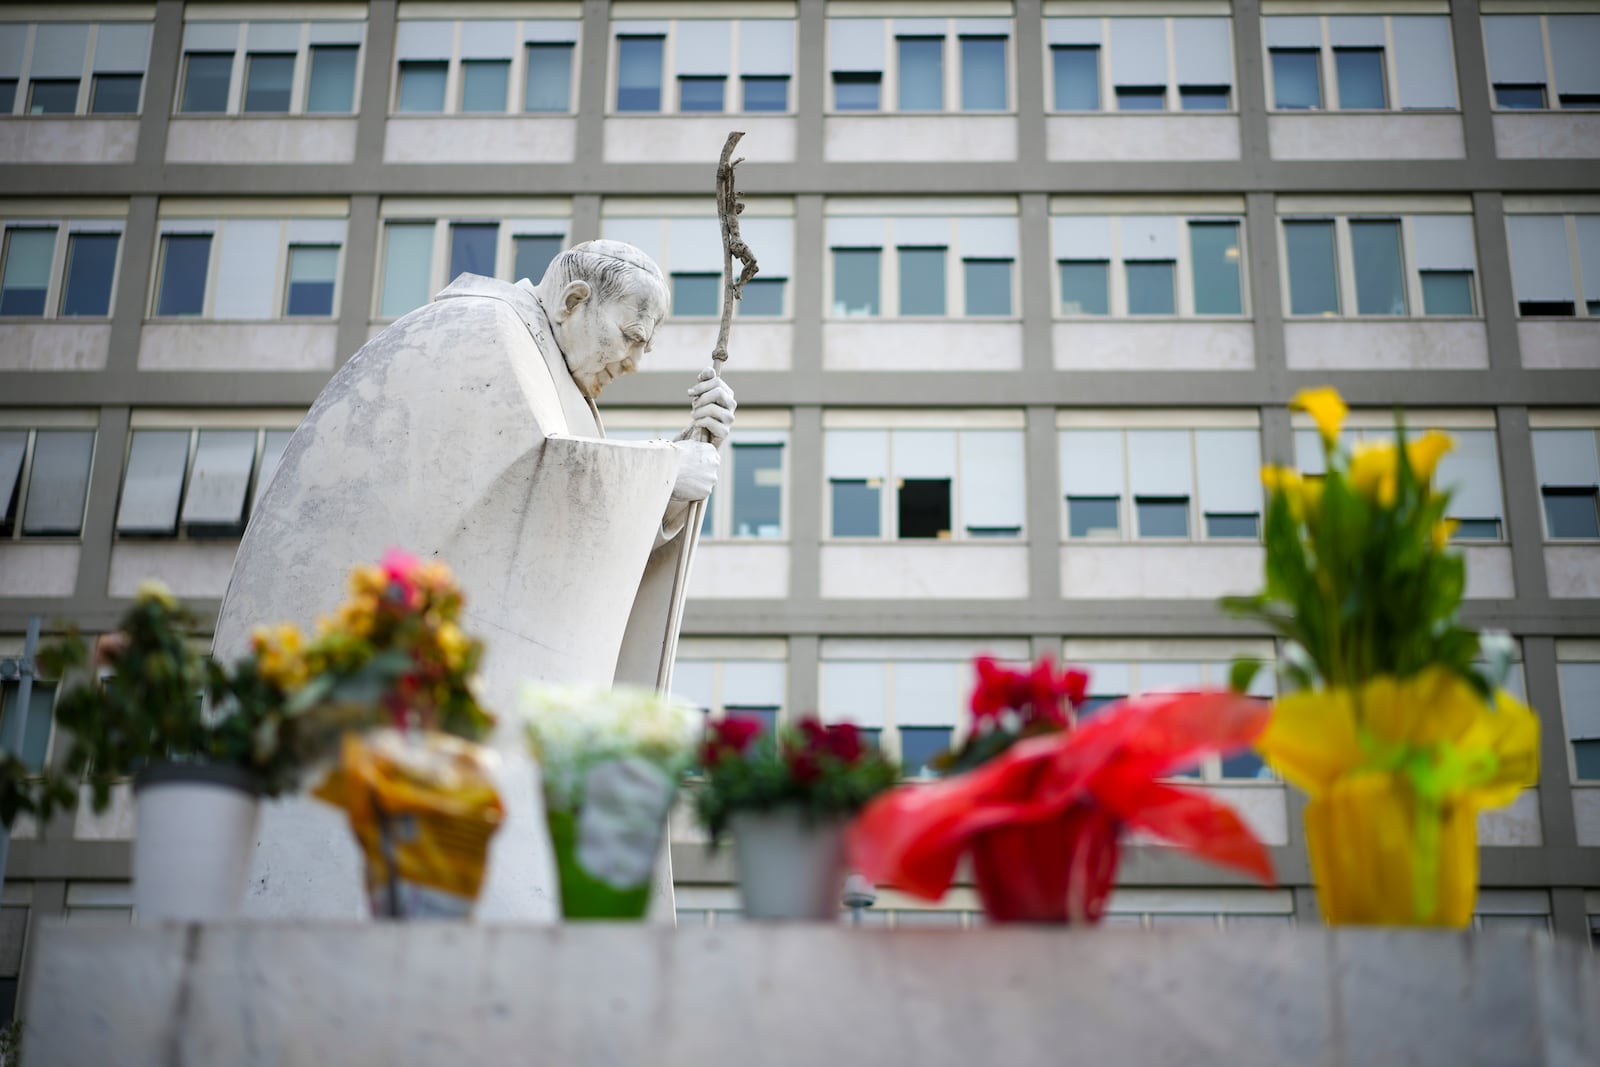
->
[1,0,1599,1013]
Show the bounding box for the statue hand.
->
[670,441,720,502]
[687,367,736,446]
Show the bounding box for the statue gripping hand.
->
[670,368,736,502]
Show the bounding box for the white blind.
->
[180,430,256,526]
[1120,216,1180,261]
[827,216,886,249]
[0,432,24,524]
[1483,16,1546,85]
[1533,430,1600,488]
[1327,16,1384,47]
[394,20,451,61]
[1559,662,1600,740]
[245,21,301,52]
[826,429,888,480]
[1060,430,1123,496]
[1047,19,1100,46]
[741,217,792,277]
[93,23,153,73]
[820,661,886,727]
[1436,430,1504,522]
[459,21,516,60]
[1506,216,1575,304]
[309,22,365,45]
[1138,661,1205,693]
[23,431,93,535]
[1110,18,1166,86]
[722,661,785,708]
[672,661,716,711]
[1127,430,1193,497]
[1550,15,1600,96]
[0,24,28,78]
[1174,18,1231,87]
[1412,215,1476,271]
[891,430,956,480]
[740,19,794,76]
[829,18,884,72]
[959,430,1025,532]
[892,661,963,726]
[602,217,664,265]
[1577,216,1600,301]
[1392,16,1457,110]
[253,429,293,509]
[116,431,189,534]
[1264,17,1321,49]
[675,20,732,77]
[1195,430,1260,515]
[212,219,280,320]
[958,217,1017,259]
[667,217,723,273]
[1053,216,1112,260]
[1294,429,1326,475]
[31,22,90,77]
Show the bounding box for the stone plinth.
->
[24,923,1600,1066]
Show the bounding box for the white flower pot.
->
[133,764,261,924]
[729,808,848,921]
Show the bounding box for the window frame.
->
[1557,649,1600,783]
[374,211,570,321]
[178,21,367,117]
[1050,212,1250,320]
[1,20,153,118]
[1277,212,1482,321]
[150,213,349,322]
[609,18,795,117]
[1044,16,1237,116]
[0,418,99,543]
[1263,14,1458,114]
[1531,425,1600,544]
[599,208,793,322]
[392,19,577,117]
[827,17,1015,116]
[1483,13,1600,114]
[0,216,125,321]
[826,211,1018,321]
[1504,211,1600,320]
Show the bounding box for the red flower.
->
[699,714,764,768]
[823,722,864,764]
[970,656,1089,731]
[380,548,424,609]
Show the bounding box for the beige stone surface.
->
[1285,321,1489,370]
[0,544,79,597]
[165,118,358,164]
[1054,322,1254,371]
[1060,544,1263,600]
[1518,322,1600,370]
[606,115,795,163]
[0,323,111,370]
[1269,114,1464,160]
[137,323,340,371]
[0,118,138,163]
[1047,115,1240,161]
[822,543,1030,599]
[386,116,577,164]
[1492,113,1600,159]
[1546,547,1600,599]
[826,115,1016,162]
[826,321,1024,371]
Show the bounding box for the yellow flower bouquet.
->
[1225,388,1539,926]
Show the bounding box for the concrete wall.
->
[0,323,112,371]
[1268,115,1464,160]
[1491,114,1600,159]
[1046,116,1239,162]
[165,119,359,164]
[1283,322,1489,370]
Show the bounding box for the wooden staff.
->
[656,132,760,691]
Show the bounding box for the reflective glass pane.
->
[1126,261,1176,315]
[1453,519,1501,540]
[1350,220,1407,315]
[831,479,880,536]
[732,443,782,537]
[1272,49,1321,109]
[60,233,119,317]
[742,76,787,112]
[899,726,952,777]
[899,247,946,315]
[89,73,141,114]
[182,53,232,112]
[1116,87,1165,111]
[0,682,55,772]
[1190,222,1242,315]
[1067,496,1119,538]
[1545,489,1600,539]
[1205,513,1259,538]
[306,45,358,113]
[514,235,561,284]
[22,430,94,536]
[671,273,720,316]
[1335,48,1386,110]
[833,249,880,316]
[1575,740,1600,780]
[679,76,724,112]
[1560,94,1600,110]
[1051,46,1098,110]
[963,259,1011,315]
[1059,260,1108,315]
[616,37,663,111]
[460,60,510,112]
[524,43,572,112]
[0,79,14,112]
[243,53,294,112]
[1180,86,1229,110]
[1136,497,1189,537]
[737,277,784,316]
[833,72,880,111]
[960,37,1006,111]
[285,246,338,316]
[1284,220,1339,315]
[155,235,211,316]
[897,37,943,111]
[27,79,78,114]
[0,228,56,316]
[449,223,497,279]
[1495,84,1546,109]
[380,223,434,318]
[1421,270,1474,315]
[898,478,951,538]
[397,60,446,112]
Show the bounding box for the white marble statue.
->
[212,240,736,920]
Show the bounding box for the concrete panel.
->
[637,322,791,372]
[821,544,1029,599]
[166,119,359,164]
[824,322,1023,371]
[386,117,579,165]
[0,323,111,371]
[0,543,78,596]
[1479,788,1542,846]
[1492,114,1600,160]
[1046,116,1240,162]
[686,543,789,599]
[26,924,1600,1067]
[137,324,339,371]
[73,784,135,841]
[1284,321,1488,370]
[1546,547,1600,599]
[1268,114,1464,161]
[605,117,795,164]
[1462,545,1515,600]
[0,119,139,164]
[1517,321,1600,370]
[1060,545,1263,599]
[107,542,241,600]
[826,116,1017,162]
[1574,789,1600,846]
[1054,322,1254,371]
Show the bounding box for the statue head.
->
[534,239,672,398]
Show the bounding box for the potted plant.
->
[1227,387,1539,926]
[695,715,898,920]
[522,684,700,919]
[36,581,306,923]
[849,655,1275,923]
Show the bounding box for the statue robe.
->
[212,274,694,920]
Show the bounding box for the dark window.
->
[1494,84,1546,109]
[737,277,785,316]
[27,79,78,114]
[306,45,358,113]
[1271,48,1321,109]
[1284,220,1340,315]
[156,235,211,316]
[284,245,338,316]
[0,79,15,112]
[1115,86,1165,111]
[833,71,881,111]
[1334,48,1386,109]
[396,60,447,112]
[89,73,142,114]
[1051,45,1098,110]
[678,76,725,112]
[460,59,510,112]
[897,37,943,110]
[724,706,779,735]
[1519,300,1575,317]
[448,223,497,279]
[1222,750,1269,779]
[832,248,881,315]
[671,273,720,316]
[1452,518,1502,540]
[524,43,573,112]
[513,235,561,285]
[898,479,951,539]
[1059,260,1108,315]
[1190,222,1243,316]
[1136,496,1189,538]
[1205,513,1259,539]
[243,53,295,112]
[1350,219,1407,315]
[742,75,787,112]
[731,443,782,538]
[0,227,55,317]
[1126,261,1176,315]
[1559,93,1600,110]
[831,479,880,536]
[60,233,119,317]
[1079,694,1124,716]
[616,36,664,111]
[180,52,232,113]
[898,247,946,315]
[1574,739,1600,780]
[964,259,1011,316]
[1179,85,1229,110]
[899,726,953,777]
[1544,487,1600,539]
[960,36,1006,111]
[1421,270,1475,316]
[1067,496,1119,538]
[0,680,51,771]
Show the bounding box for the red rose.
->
[699,714,765,767]
[786,748,822,784]
[970,657,1022,726]
[824,722,864,764]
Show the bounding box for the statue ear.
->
[559,280,591,318]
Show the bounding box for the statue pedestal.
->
[23,922,1600,1065]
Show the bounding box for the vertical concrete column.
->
[1260,405,1295,469]
[335,195,380,366]
[1245,191,1287,390]
[570,195,601,244]
[1450,0,1497,163]
[788,633,820,718]
[14,879,65,1022]
[795,0,825,165]
[1026,404,1061,607]
[1473,193,1524,375]
[1013,0,1045,167]
[356,1,397,171]
[105,196,158,376]
[788,406,824,610]
[1231,0,1272,167]
[1550,888,1589,945]
[135,1,183,165]
[1018,194,1052,376]
[1497,406,1551,602]
[72,406,131,604]
[575,0,611,167]
[1524,636,1577,848]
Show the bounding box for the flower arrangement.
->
[694,716,899,843]
[850,655,1273,923]
[1226,387,1539,926]
[523,683,701,811]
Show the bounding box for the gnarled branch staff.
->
[712,130,759,372]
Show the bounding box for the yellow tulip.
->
[1348,441,1398,506]
[1291,386,1348,445]
[1259,464,1301,494]
[1431,518,1459,550]
[135,579,179,611]
[1405,429,1454,483]
[436,621,470,671]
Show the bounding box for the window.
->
[243,52,295,112]
[0,21,152,118]
[674,650,786,731]
[306,45,358,113]
[1506,214,1600,319]
[181,52,232,112]
[825,425,1025,541]
[60,234,119,317]
[1053,213,1246,318]
[378,211,567,319]
[1532,429,1600,540]
[115,424,295,539]
[0,680,54,772]
[1349,220,1407,316]
[180,20,365,116]
[0,221,121,319]
[154,214,349,321]
[0,228,54,315]
[1047,17,1233,114]
[617,36,664,111]
[397,60,446,111]
[608,418,788,540]
[90,73,141,114]
[155,235,211,317]
[459,59,510,112]
[449,223,497,280]
[830,18,1010,114]
[613,19,792,115]
[513,234,561,286]
[28,79,78,114]
[601,210,793,322]
[284,246,338,316]
[525,43,573,112]
[679,76,725,112]
[829,212,1017,319]
[1266,15,1458,111]
[1282,211,1478,319]
[0,425,96,539]
[394,19,575,116]
[672,273,720,316]
[742,76,786,112]
[1060,422,1263,543]
[1559,658,1600,780]
[1484,14,1600,112]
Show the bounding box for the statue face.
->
[554,284,667,398]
